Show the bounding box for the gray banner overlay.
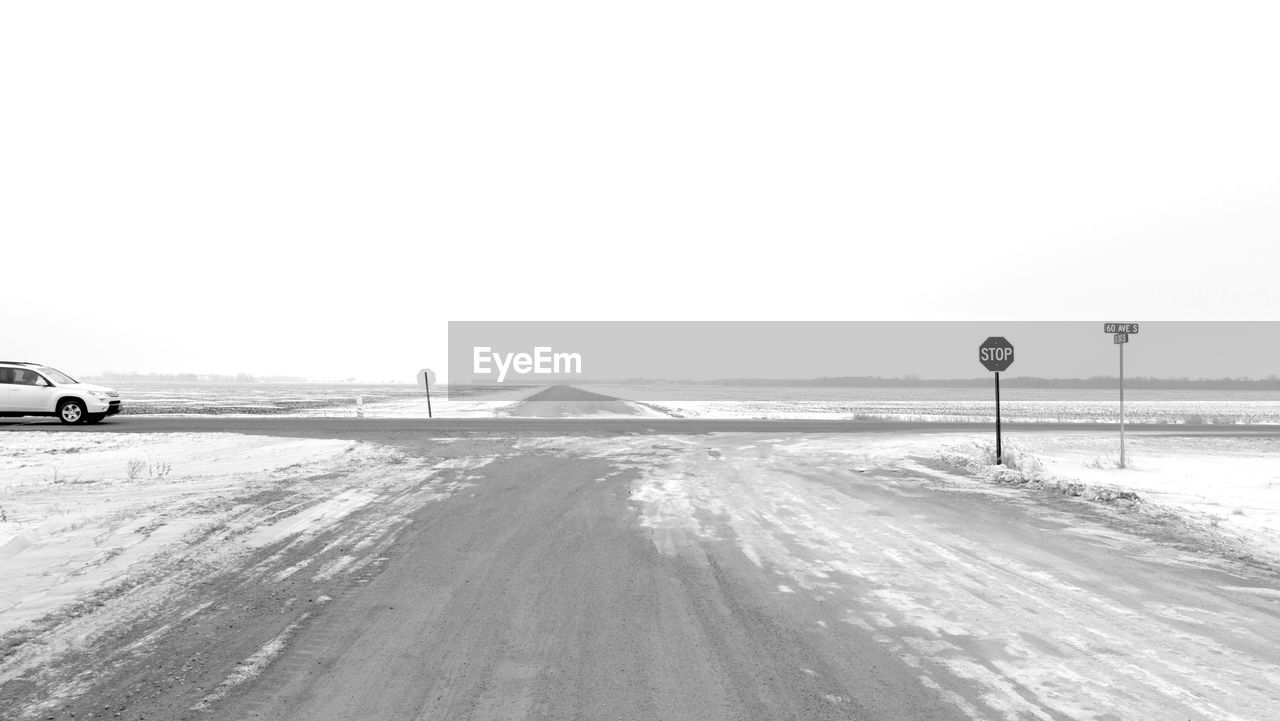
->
[446,321,1280,399]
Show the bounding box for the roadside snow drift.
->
[0,431,465,716]
[928,433,1280,564]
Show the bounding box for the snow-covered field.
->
[98,381,541,418]
[300,385,538,418]
[643,399,1280,424]
[100,381,427,415]
[580,384,1280,424]
[59,381,1280,424]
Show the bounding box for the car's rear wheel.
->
[58,399,86,424]
[84,413,106,425]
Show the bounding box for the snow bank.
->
[0,431,481,710]
[1,433,380,636]
[927,433,1280,564]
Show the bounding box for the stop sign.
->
[979,337,1014,372]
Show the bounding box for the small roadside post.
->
[978,337,1015,465]
[417,369,435,419]
[1103,323,1139,468]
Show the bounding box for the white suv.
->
[0,361,122,424]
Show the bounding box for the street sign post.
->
[978,337,1014,465]
[1103,323,1138,468]
[417,368,435,418]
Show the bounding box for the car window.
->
[37,366,77,384]
[13,369,45,386]
[0,368,14,384]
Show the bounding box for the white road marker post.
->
[356,395,364,418]
[1104,323,1139,469]
[978,337,1015,465]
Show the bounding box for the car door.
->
[6,368,56,413]
[0,367,16,410]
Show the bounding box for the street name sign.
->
[1104,323,1139,334]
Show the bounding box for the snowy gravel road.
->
[3,428,1278,720]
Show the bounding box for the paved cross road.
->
[4,416,1279,438]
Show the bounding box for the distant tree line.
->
[586,375,1280,390]
[694,375,1280,390]
[88,371,308,383]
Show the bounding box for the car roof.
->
[0,361,41,366]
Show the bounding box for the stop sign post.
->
[978,337,1014,465]
[416,368,435,418]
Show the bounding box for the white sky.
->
[3,2,1278,381]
